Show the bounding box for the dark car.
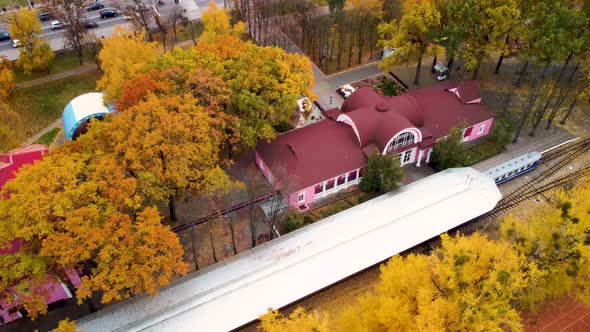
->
[82,20,98,29]
[38,12,53,21]
[99,9,117,19]
[86,2,104,11]
[0,32,10,42]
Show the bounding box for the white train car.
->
[77,168,501,332]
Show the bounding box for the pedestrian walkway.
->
[15,64,98,89]
[24,118,62,146]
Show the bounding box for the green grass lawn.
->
[463,141,505,166]
[8,70,101,144]
[33,127,60,146]
[14,54,83,83]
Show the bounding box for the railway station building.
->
[255,80,495,208]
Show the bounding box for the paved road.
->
[0,0,208,60]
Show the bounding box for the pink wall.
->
[289,186,316,207]
[467,118,494,141]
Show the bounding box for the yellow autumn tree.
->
[0,151,188,316]
[55,318,84,332]
[97,27,158,102]
[259,308,330,332]
[9,8,54,73]
[200,1,245,42]
[77,93,240,221]
[502,177,590,310]
[333,233,527,331]
[0,56,15,98]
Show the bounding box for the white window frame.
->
[398,148,415,166]
[386,131,415,154]
[297,192,305,204]
[477,124,485,134]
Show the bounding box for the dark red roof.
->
[324,108,342,120]
[256,81,494,191]
[0,145,48,190]
[257,120,366,190]
[455,80,482,104]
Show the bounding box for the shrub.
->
[274,121,294,133]
[283,210,305,233]
[303,215,314,224]
[489,118,513,147]
[360,154,404,193]
[377,79,401,96]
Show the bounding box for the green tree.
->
[378,0,442,85]
[455,0,520,79]
[431,127,466,170]
[516,0,586,80]
[436,0,469,77]
[9,8,54,74]
[360,154,404,193]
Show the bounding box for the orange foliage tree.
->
[0,151,188,317]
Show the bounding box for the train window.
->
[348,170,357,182]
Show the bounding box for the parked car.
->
[0,32,10,42]
[11,39,20,48]
[38,12,53,21]
[50,20,65,30]
[82,20,98,29]
[99,9,118,19]
[337,84,356,99]
[86,1,104,11]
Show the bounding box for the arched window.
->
[385,132,415,154]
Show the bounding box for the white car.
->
[11,39,20,48]
[50,20,65,30]
[337,84,356,99]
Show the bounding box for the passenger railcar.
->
[485,151,542,184]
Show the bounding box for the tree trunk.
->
[207,220,218,263]
[228,214,238,255]
[495,55,504,74]
[168,198,177,222]
[559,97,577,125]
[190,225,199,270]
[431,54,437,73]
[414,51,423,86]
[513,79,541,143]
[471,62,481,80]
[557,54,574,82]
[347,33,353,67]
[515,60,529,87]
[447,56,455,78]
[249,206,257,248]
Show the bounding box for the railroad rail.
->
[171,190,279,233]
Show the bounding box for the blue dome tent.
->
[62,92,114,141]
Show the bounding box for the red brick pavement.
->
[523,297,590,331]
